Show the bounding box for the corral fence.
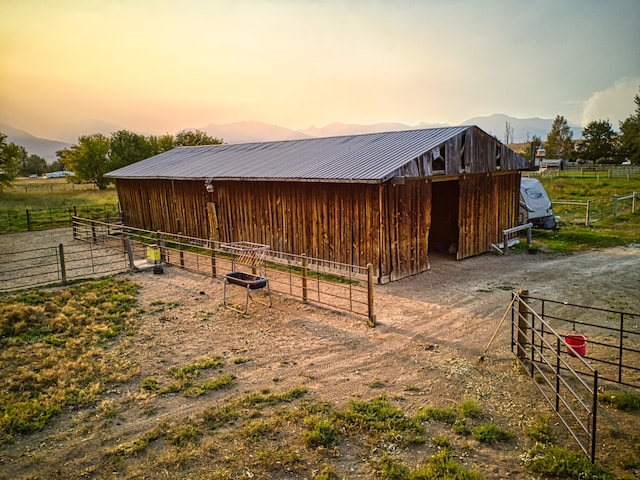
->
[71,217,376,324]
[0,204,120,233]
[0,242,130,292]
[12,216,371,323]
[510,290,640,462]
[527,165,640,180]
[551,192,638,226]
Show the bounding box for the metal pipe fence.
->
[71,217,376,323]
[0,242,130,292]
[552,192,638,226]
[511,291,599,461]
[511,291,640,462]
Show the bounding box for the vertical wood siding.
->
[457,172,521,260]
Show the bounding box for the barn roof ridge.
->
[106,125,519,183]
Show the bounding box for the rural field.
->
[0,226,639,479]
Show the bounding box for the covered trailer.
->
[520,177,556,229]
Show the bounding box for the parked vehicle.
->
[520,177,557,229]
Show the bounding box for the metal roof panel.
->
[106,126,473,182]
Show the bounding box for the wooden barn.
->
[106,126,530,282]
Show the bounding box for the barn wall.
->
[380,180,431,282]
[115,179,210,237]
[457,172,521,259]
[115,178,435,281]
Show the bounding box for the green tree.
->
[109,130,155,170]
[20,154,48,177]
[0,133,25,189]
[174,129,223,147]
[618,85,640,164]
[579,119,619,163]
[545,115,574,160]
[61,133,111,190]
[149,133,175,155]
[48,158,65,172]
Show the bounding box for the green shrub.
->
[472,422,512,444]
[598,390,640,411]
[415,406,457,424]
[304,417,339,448]
[524,445,616,479]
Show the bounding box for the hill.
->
[0,123,70,162]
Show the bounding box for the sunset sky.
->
[1,0,639,141]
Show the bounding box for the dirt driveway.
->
[1,228,639,478]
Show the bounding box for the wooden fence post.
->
[301,254,308,303]
[124,238,135,272]
[633,192,637,214]
[614,194,619,217]
[367,263,376,327]
[210,239,217,277]
[585,200,591,227]
[26,209,32,231]
[158,232,166,263]
[59,244,67,285]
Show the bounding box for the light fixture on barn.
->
[205,180,214,193]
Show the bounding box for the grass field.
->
[532,174,640,252]
[0,178,117,210]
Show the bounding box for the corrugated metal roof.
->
[106,126,472,184]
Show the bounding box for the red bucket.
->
[564,334,587,357]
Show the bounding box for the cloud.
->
[581,78,640,128]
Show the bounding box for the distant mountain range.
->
[0,123,70,162]
[1,114,583,162]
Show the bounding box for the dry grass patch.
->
[0,277,140,444]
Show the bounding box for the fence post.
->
[210,238,217,278]
[503,230,509,255]
[59,244,67,285]
[26,209,32,231]
[517,289,530,361]
[159,233,166,263]
[585,200,591,227]
[301,254,308,303]
[613,194,619,217]
[124,238,135,272]
[367,263,377,327]
[633,192,637,214]
[591,371,599,463]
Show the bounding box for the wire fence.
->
[0,242,130,292]
[0,217,377,324]
[551,192,638,226]
[0,204,120,233]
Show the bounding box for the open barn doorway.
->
[429,180,460,256]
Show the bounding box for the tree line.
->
[511,85,640,165]
[2,86,639,191]
[0,129,222,190]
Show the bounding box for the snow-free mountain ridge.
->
[2,114,583,162]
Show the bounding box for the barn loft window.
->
[431,147,445,174]
[495,145,501,170]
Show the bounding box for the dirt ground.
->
[1,228,639,479]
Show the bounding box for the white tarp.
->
[520,177,556,229]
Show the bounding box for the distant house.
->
[534,145,545,167]
[46,171,75,178]
[106,126,530,282]
[539,159,563,171]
